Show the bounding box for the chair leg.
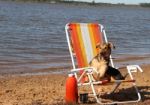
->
[108,73,129,94]
[83,69,141,104]
[108,82,121,94]
[87,73,101,103]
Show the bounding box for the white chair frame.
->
[65,23,143,104]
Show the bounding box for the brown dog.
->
[89,42,115,81]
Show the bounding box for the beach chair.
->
[65,23,143,104]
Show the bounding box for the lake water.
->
[0,1,150,74]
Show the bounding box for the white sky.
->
[74,0,150,4]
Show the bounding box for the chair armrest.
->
[70,67,95,73]
[127,65,143,80]
[68,67,96,83]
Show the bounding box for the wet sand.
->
[0,63,150,105]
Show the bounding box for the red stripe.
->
[69,23,84,67]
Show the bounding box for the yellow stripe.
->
[76,24,88,66]
[88,24,97,57]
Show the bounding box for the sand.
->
[0,64,150,105]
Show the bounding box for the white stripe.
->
[80,24,94,63]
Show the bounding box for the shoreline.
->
[0,53,149,76]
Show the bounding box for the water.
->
[0,1,150,74]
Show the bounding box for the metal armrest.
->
[69,67,96,83]
[127,65,143,80]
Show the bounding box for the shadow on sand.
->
[29,86,150,105]
[99,86,150,103]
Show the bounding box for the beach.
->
[0,1,150,105]
[0,63,150,105]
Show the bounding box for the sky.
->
[74,0,150,4]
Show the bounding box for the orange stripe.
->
[91,24,103,55]
[70,24,83,67]
[88,23,97,56]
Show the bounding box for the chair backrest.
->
[65,23,111,69]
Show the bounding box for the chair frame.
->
[65,23,143,104]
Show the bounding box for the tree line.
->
[140,3,150,7]
[1,0,150,7]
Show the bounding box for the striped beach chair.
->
[65,23,143,104]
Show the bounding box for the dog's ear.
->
[108,42,115,49]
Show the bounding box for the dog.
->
[89,42,124,81]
